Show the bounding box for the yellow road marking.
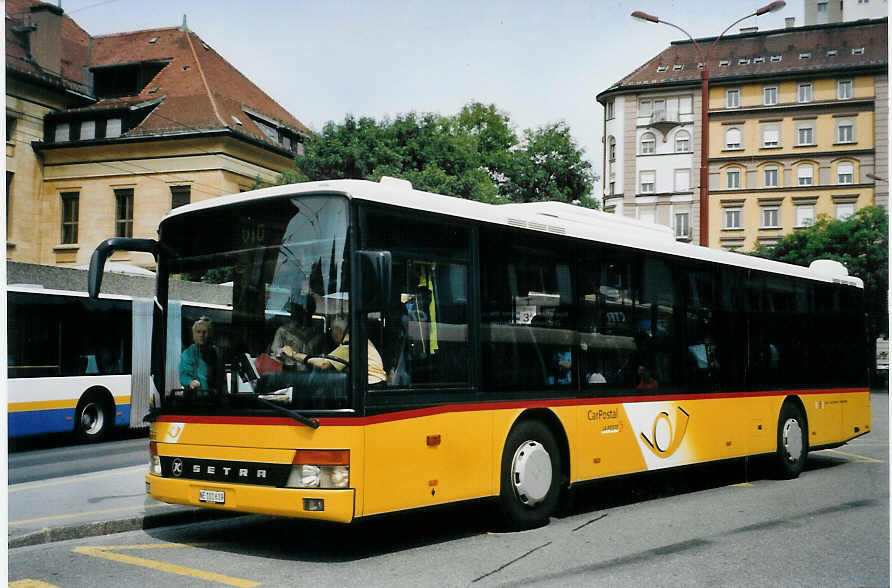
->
[732,483,754,487]
[825,449,884,463]
[74,544,259,588]
[9,465,147,493]
[9,581,63,588]
[10,502,168,526]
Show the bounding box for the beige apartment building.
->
[6,0,309,269]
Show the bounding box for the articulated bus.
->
[87,177,870,528]
[7,286,153,441]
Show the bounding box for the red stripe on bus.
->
[156,387,869,427]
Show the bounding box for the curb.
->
[8,508,239,549]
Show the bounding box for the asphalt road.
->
[9,393,888,587]
[9,434,149,485]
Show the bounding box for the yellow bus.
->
[88,177,871,529]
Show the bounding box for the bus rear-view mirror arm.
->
[88,237,161,298]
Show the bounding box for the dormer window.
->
[738,58,750,65]
[770,55,782,62]
[657,65,668,72]
[672,64,683,71]
[799,52,811,59]
[852,47,865,55]
[719,59,730,67]
[91,60,170,99]
[827,49,838,56]
[54,122,70,142]
[753,57,766,63]
[243,107,303,154]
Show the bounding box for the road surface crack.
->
[472,541,552,583]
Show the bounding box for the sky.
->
[60,0,806,192]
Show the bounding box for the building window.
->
[639,99,652,117]
[607,136,616,161]
[106,118,122,138]
[852,48,864,56]
[764,166,779,187]
[609,181,615,196]
[723,208,742,229]
[675,130,690,152]
[837,162,854,184]
[79,120,96,140]
[763,86,778,105]
[114,188,134,238]
[726,89,740,108]
[726,169,741,189]
[836,202,856,220]
[6,115,16,142]
[795,204,816,227]
[796,125,815,146]
[54,122,70,142]
[837,122,855,143]
[657,65,669,73]
[797,165,814,186]
[606,100,615,119]
[674,169,691,192]
[639,171,655,193]
[799,52,812,60]
[170,185,191,208]
[797,83,813,103]
[675,212,690,239]
[724,127,742,150]
[679,95,692,114]
[762,125,780,148]
[61,192,79,244]
[837,80,853,100]
[770,55,782,63]
[640,132,656,154]
[761,207,780,228]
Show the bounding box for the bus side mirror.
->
[358,250,392,312]
[88,237,161,298]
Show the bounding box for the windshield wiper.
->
[249,391,320,429]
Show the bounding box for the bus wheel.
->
[75,393,112,443]
[499,420,561,530]
[775,402,808,479]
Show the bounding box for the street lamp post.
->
[631,2,785,247]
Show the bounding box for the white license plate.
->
[199,489,225,504]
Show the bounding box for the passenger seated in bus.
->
[636,365,659,390]
[179,316,227,392]
[271,298,324,370]
[289,316,387,386]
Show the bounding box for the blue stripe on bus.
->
[115,404,131,427]
[8,407,76,437]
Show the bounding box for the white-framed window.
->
[795,204,816,227]
[762,125,780,147]
[723,208,742,229]
[852,47,864,56]
[679,95,693,114]
[657,65,669,73]
[639,170,655,193]
[674,212,691,238]
[726,88,740,108]
[796,125,815,146]
[827,49,838,57]
[799,52,812,60]
[54,122,70,142]
[837,79,853,100]
[837,121,855,143]
[754,57,766,64]
[797,165,814,186]
[725,127,742,149]
[837,162,854,184]
[763,86,778,105]
[763,166,779,187]
[639,99,652,116]
[770,55,782,63]
[606,100,615,119]
[652,99,666,119]
[640,132,656,154]
[672,64,684,71]
[798,83,813,103]
[79,120,96,141]
[761,207,780,228]
[675,130,690,152]
[726,168,741,189]
[674,169,691,192]
[835,202,856,220]
[106,118,122,138]
[607,136,616,161]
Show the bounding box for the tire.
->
[75,393,113,443]
[498,420,562,530]
[775,402,808,479]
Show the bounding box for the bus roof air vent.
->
[379,176,413,190]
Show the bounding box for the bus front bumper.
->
[146,474,355,523]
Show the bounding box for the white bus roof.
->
[163,178,863,289]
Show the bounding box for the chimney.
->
[29,3,64,77]
[785,17,795,29]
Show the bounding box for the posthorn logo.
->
[640,406,690,458]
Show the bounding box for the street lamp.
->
[632,1,785,247]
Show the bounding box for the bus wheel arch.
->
[775,396,808,479]
[498,410,569,529]
[74,387,115,443]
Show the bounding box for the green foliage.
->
[753,206,888,338]
[284,102,597,208]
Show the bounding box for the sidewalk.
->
[8,464,235,548]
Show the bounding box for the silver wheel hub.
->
[511,440,553,506]
[81,403,104,435]
[782,418,803,463]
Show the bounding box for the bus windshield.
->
[161,194,351,412]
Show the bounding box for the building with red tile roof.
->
[6,0,310,268]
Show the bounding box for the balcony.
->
[649,111,682,136]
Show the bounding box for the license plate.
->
[199,489,225,504]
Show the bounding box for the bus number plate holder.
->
[199,489,225,504]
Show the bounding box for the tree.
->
[753,206,888,379]
[283,102,597,207]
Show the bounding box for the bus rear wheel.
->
[498,420,562,530]
[75,393,112,443]
[775,402,808,479]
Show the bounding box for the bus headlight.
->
[285,449,350,489]
[148,441,161,476]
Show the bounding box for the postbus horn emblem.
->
[640,406,690,458]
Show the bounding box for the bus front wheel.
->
[498,420,562,530]
[775,402,808,479]
[75,393,112,443]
